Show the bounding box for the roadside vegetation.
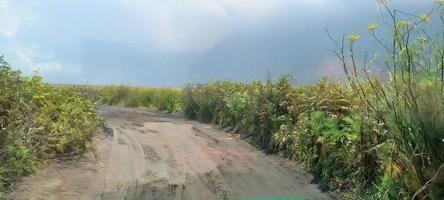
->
[0,58,103,198]
[182,77,376,198]
[181,1,444,199]
[99,86,182,113]
[63,85,182,113]
[0,74,180,197]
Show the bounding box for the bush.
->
[181,70,443,199]
[181,76,370,190]
[0,57,103,194]
[92,85,182,113]
[324,1,444,198]
[180,3,444,196]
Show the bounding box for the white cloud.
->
[119,0,339,52]
[1,41,80,78]
[0,0,20,37]
[34,61,81,76]
[121,0,279,16]
[188,0,280,17]
[119,0,286,52]
[0,0,73,77]
[33,61,62,73]
[0,0,36,38]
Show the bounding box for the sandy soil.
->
[8,106,332,200]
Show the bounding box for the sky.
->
[0,0,437,86]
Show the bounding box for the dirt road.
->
[8,106,332,200]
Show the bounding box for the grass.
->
[180,2,444,199]
[180,73,443,199]
[239,197,307,200]
[0,58,103,197]
[0,75,180,197]
[181,78,369,193]
[60,84,182,113]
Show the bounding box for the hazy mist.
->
[0,0,435,86]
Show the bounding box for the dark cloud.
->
[0,0,437,86]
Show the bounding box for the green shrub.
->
[154,89,181,113]
[0,57,103,195]
[324,1,444,198]
[182,84,200,119]
[181,69,442,199]
[86,85,182,113]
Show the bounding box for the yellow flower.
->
[386,161,402,178]
[417,36,428,44]
[367,23,379,31]
[348,33,360,43]
[420,13,430,23]
[397,20,408,28]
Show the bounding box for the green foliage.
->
[323,1,444,199]
[182,82,232,122]
[182,68,443,199]
[0,57,103,195]
[154,89,181,113]
[90,85,182,113]
[182,77,373,193]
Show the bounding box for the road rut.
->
[8,106,331,200]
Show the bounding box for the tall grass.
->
[181,2,444,199]
[59,85,182,113]
[326,1,444,198]
[0,58,103,197]
[99,85,182,113]
[182,78,371,193]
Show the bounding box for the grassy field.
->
[56,84,182,113]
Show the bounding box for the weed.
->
[0,58,103,196]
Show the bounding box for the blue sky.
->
[0,0,436,86]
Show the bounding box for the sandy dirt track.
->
[8,106,332,200]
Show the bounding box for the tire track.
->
[8,106,332,200]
